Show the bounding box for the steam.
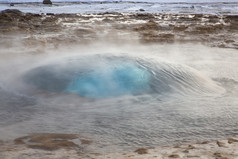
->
[0,40,233,97]
[0,38,238,149]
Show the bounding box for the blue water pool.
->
[24,55,223,99]
[64,64,151,98]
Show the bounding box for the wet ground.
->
[0,7,238,159]
[1,1,238,15]
[0,9,238,51]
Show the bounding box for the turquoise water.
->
[24,55,224,99]
[65,64,151,98]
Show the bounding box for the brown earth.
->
[0,9,238,51]
[14,133,90,151]
[1,137,238,159]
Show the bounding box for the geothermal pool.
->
[0,44,238,152]
[24,55,223,98]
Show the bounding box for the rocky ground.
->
[0,133,238,159]
[1,9,238,159]
[0,9,238,52]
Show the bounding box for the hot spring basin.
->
[64,64,151,98]
[24,55,224,98]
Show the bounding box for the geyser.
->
[23,55,224,98]
[65,63,151,98]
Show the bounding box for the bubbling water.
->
[65,63,151,98]
[24,55,224,98]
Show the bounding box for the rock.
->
[228,138,238,144]
[0,9,24,23]
[135,148,148,154]
[213,152,222,157]
[10,3,14,6]
[46,13,54,15]
[80,139,92,144]
[187,155,200,158]
[173,145,181,148]
[217,141,226,147]
[139,9,145,12]
[168,154,180,158]
[187,145,195,149]
[1,9,23,16]
[201,141,209,144]
[43,0,52,5]
[225,39,235,43]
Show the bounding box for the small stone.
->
[80,139,92,144]
[201,141,209,144]
[139,9,145,12]
[217,141,226,147]
[214,152,222,157]
[188,145,195,149]
[168,154,180,158]
[225,39,235,43]
[1,9,23,16]
[43,0,52,5]
[187,155,200,158]
[173,145,181,148]
[228,138,238,144]
[135,148,148,154]
[46,13,54,15]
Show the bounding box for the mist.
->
[1,3,238,155]
[0,39,238,152]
